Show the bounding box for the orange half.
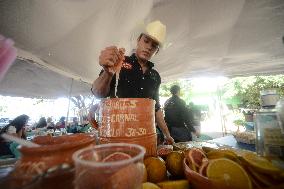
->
[207,158,252,189]
[242,153,281,174]
[102,152,131,162]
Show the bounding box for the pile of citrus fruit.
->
[142,145,284,189]
[143,151,189,189]
[183,146,284,189]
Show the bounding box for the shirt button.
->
[142,77,144,80]
[141,87,143,90]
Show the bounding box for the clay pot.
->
[97,98,156,138]
[183,158,230,189]
[183,158,212,188]
[13,134,95,177]
[90,98,157,156]
[100,133,157,157]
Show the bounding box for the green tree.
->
[160,79,193,102]
[222,75,284,109]
[0,96,8,115]
[70,95,95,123]
[0,105,7,114]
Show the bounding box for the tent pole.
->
[217,85,226,137]
[66,78,74,127]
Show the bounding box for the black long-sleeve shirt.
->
[102,53,161,112]
[164,95,196,132]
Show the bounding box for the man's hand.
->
[99,46,125,74]
[0,35,17,81]
[164,135,175,145]
[193,131,200,138]
[91,46,125,97]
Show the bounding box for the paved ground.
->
[194,113,238,140]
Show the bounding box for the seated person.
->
[79,116,91,133]
[0,114,29,158]
[68,117,80,133]
[36,117,47,129]
[56,116,66,129]
[46,117,55,130]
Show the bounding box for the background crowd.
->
[0,114,93,159]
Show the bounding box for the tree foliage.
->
[160,75,284,110]
[222,75,284,109]
[0,105,7,114]
[70,95,95,122]
[160,79,193,101]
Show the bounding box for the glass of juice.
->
[72,143,146,189]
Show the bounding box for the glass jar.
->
[255,108,284,158]
[276,98,284,134]
[260,89,280,108]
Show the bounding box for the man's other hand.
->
[193,131,200,138]
[164,135,174,145]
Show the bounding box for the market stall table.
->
[209,135,255,152]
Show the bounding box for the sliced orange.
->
[186,159,197,172]
[104,162,144,189]
[186,148,206,169]
[207,158,252,189]
[218,148,238,156]
[247,172,265,189]
[246,170,265,189]
[206,149,238,162]
[247,167,276,187]
[241,153,281,174]
[202,146,215,153]
[199,159,209,176]
[102,152,131,162]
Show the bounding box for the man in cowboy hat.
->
[92,20,174,144]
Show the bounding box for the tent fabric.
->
[0,0,283,98]
[0,59,91,98]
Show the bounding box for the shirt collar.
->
[130,53,154,68]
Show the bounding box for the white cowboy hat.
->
[144,20,166,46]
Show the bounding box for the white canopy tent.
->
[0,0,283,98]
